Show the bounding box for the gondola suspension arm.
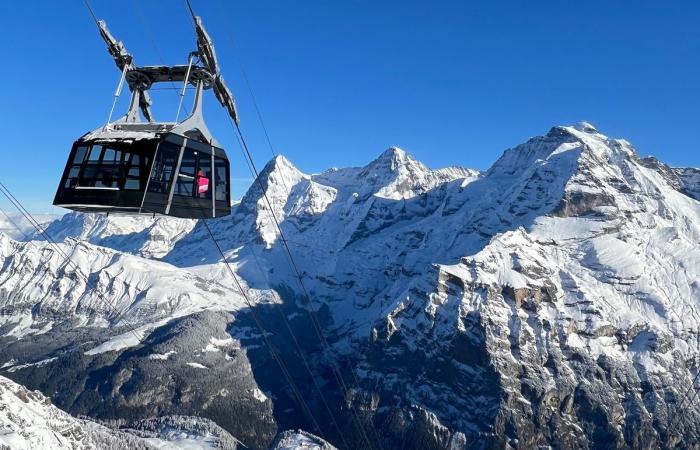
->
[187,9,240,125]
[95,19,154,122]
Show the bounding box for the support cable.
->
[667,365,700,436]
[208,214,352,449]
[81,0,99,25]
[179,2,377,446]
[231,120,381,450]
[0,181,144,347]
[200,219,324,436]
[0,205,32,242]
[214,0,282,164]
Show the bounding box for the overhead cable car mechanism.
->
[54,16,239,219]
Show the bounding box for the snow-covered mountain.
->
[0,372,327,449]
[0,374,243,449]
[42,212,196,259]
[1,122,699,449]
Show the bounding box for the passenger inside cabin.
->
[197,169,210,197]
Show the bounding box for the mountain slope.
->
[166,122,699,448]
[0,374,156,449]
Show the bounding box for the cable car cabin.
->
[54,131,231,219]
[54,15,241,219]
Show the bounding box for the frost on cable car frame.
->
[53,16,238,219]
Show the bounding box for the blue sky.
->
[1,0,699,213]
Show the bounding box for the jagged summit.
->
[262,154,301,175]
[369,146,416,170]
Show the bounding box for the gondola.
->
[54,16,238,219]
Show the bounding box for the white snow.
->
[0,375,142,449]
[202,336,237,353]
[6,357,57,373]
[149,350,177,360]
[143,434,219,449]
[252,387,268,403]
[0,375,230,449]
[186,362,208,369]
[584,235,643,279]
[273,430,338,450]
[85,329,145,355]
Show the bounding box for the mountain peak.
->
[379,146,408,160]
[255,154,307,193]
[364,146,425,175]
[262,154,301,175]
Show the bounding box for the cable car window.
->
[175,149,197,197]
[103,147,116,163]
[123,153,141,190]
[64,167,81,188]
[214,157,228,202]
[124,179,140,190]
[195,155,212,199]
[78,144,122,188]
[148,142,179,194]
[88,145,103,161]
[73,146,88,164]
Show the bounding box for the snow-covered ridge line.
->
[0,230,249,338]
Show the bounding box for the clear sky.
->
[2,0,699,213]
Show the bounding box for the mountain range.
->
[1,122,699,449]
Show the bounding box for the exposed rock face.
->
[1,123,699,449]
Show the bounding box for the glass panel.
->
[148,142,180,194]
[214,157,229,202]
[124,153,140,184]
[75,143,136,189]
[79,165,99,186]
[94,166,118,188]
[73,146,88,164]
[88,145,102,161]
[124,178,140,190]
[63,166,81,188]
[175,148,197,197]
[180,150,196,176]
[195,154,212,199]
[103,148,116,163]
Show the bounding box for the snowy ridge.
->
[370,122,700,446]
[0,231,248,341]
[43,212,196,259]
